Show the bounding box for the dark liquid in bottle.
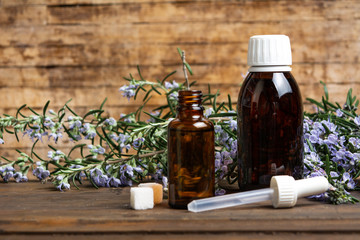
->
[168,90,215,209]
[168,128,215,209]
[237,72,303,191]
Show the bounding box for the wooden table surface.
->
[1,181,360,240]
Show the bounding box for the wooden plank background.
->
[0,0,360,160]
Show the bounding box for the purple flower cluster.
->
[0,165,29,182]
[88,145,106,157]
[105,117,117,127]
[109,133,131,152]
[303,114,360,201]
[67,116,83,141]
[47,150,64,161]
[1,166,13,182]
[32,162,50,180]
[204,108,214,118]
[164,80,180,99]
[119,83,138,100]
[80,123,97,140]
[120,114,133,123]
[55,175,71,191]
[164,80,179,89]
[67,116,97,140]
[44,116,63,142]
[214,118,238,195]
[88,164,143,188]
[13,172,29,182]
[133,137,145,149]
[23,124,46,142]
[69,165,86,179]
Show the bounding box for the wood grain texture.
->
[0,0,360,160]
[0,181,360,238]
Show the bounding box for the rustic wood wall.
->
[1,0,360,159]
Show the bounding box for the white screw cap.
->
[270,176,329,208]
[247,35,292,67]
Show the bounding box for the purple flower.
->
[109,133,119,142]
[164,81,173,89]
[336,109,343,117]
[119,174,132,186]
[44,117,55,128]
[309,130,321,144]
[119,84,137,100]
[105,117,117,127]
[215,159,221,170]
[169,92,178,99]
[3,171,14,182]
[108,177,121,187]
[222,151,233,165]
[226,120,237,131]
[90,168,109,187]
[98,146,105,155]
[48,132,63,142]
[80,123,97,139]
[13,172,28,183]
[330,171,339,178]
[162,176,168,188]
[349,137,358,148]
[164,80,179,89]
[88,145,106,156]
[214,125,222,133]
[56,182,71,191]
[69,120,82,130]
[205,108,214,118]
[321,119,337,132]
[133,137,145,148]
[120,114,132,123]
[32,166,50,180]
[324,134,338,146]
[125,165,134,177]
[336,149,346,160]
[307,152,321,163]
[215,188,226,196]
[23,125,47,142]
[354,116,360,126]
[133,166,143,173]
[342,172,356,190]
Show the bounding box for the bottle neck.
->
[177,90,204,120]
[248,65,292,72]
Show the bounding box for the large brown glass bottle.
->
[237,72,303,191]
[168,90,215,209]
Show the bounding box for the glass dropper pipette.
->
[188,176,329,213]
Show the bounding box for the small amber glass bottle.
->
[168,90,215,209]
[237,35,304,191]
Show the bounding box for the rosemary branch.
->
[181,50,189,90]
[107,150,165,164]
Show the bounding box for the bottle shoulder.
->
[168,118,214,131]
[239,72,302,100]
